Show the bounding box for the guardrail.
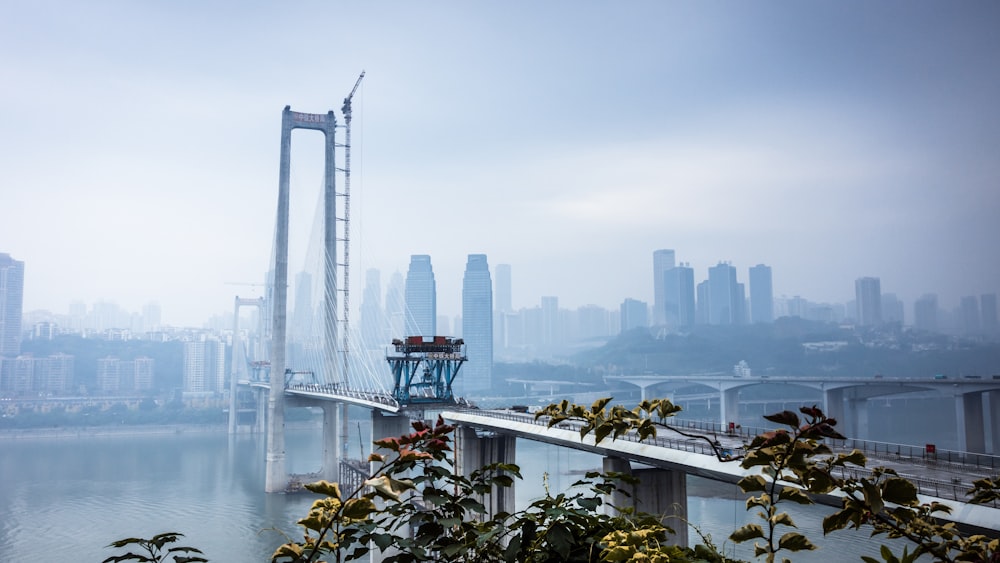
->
[286,383,399,409]
[672,418,1000,474]
[456,409,999,508]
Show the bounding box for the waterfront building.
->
[540,296,560,347]
[461,254,493,395]
[748,264,774,324]
[914,294,938,333]
[882,293,904,325]
[652,249,676,326]
[0,253,25,358]
[97,356,122,393]
[404,255,436,337]
[960,296,981,335]
[981,293,998,337]
[183,338,226,393]
[855,277,882,326]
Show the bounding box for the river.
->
[0,414,921,562]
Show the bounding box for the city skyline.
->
[3,2,999,326]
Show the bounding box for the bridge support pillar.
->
[823,388,845,431]
[719,387,740,431]
[988,391,1000,455]
[843,397,869,440]
[455,426,517,518]
[955,392,986,454]
[369,410,414,563]
[602,457,688,548]
[321,403,342,482]
[255,389,267,435]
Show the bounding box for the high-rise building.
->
[695,280,710,325]
[359,268,385,350]
[913,294,938,332]
[707,262,741,325]
[981,293,998,336]
[882,293,904,325]
[461,254,493,396]
[0,253,25,357]
[854,277,882,326]
[748,264,774,324]
[404,255,436,337]
[385,271,405,340]
[620,298,648,333]
[664,264,695,329]
[183,338,226,393]
[652,249,676,326]
[960,296,981,335]
[540,296,560,347]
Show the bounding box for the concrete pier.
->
[454,426,517,518]
[603,457,689,548]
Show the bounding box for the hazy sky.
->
[3,1,999,327]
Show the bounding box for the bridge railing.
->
[286,383,399,408]
[456,410,999,508]
[672,418,1000,475]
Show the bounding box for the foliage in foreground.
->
[105,398,999,563]
[538,398,999,563]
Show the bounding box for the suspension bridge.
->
[222,78,999,552]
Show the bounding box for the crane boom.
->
[341,70,365,121]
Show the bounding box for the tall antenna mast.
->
[339,70,365,384]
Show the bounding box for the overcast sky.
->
[2,1,999,327]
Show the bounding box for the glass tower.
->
[461,254,493,396]
[404,255,436,337]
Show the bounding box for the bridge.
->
[225,96,999,560]
[610,374,1000,454]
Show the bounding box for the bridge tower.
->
[267,106,342,493]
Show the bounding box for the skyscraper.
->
[385,271,405,340]
[854,277,882,326]
[0,253,25,358]
[664,264,695,329]
[404,255,436,337]
[652,249,676,326]
[707,262,742,325]
[748,264,774,324]
[359,268,384,351]
[461,254,493,396]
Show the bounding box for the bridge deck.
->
[442,409,1000,532]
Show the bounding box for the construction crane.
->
[337,71,364,381]
[338,70,364,458]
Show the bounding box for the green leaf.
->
[881,477,918,507]
[729,523,765,543]
[304,480,342,499]
[342,497,376,520]
[547,522,573,560]
[770,512,796,528]
[763,410,800,427]
[777,531,817,551]
[778,487,813,505]
[738,474,768,493]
